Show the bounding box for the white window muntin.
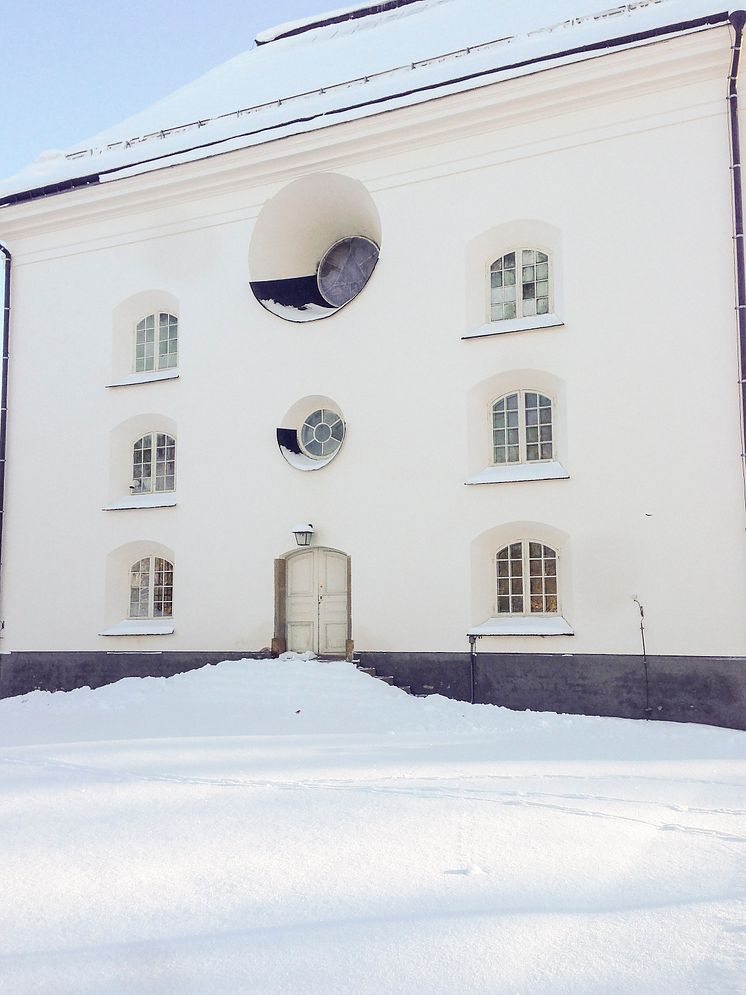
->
[132,433,176,493]
[496,541,558,616]
[490,249,550,322]
[299,408,345,460]
[492,391,554,465]
[129,556,174,619]
[134,313,178,373]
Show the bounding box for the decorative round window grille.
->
[300,409,345,459]
[317,236,380,308]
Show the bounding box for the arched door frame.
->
[273,546,353,660]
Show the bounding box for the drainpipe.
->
[728,11,746,508]
[468,633,478,704]
[0,242,10,627]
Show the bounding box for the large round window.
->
[317,237,379,308]
[300,409,345,459]
[248,174,382,323]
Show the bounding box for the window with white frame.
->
[496,541,558,615]
[299,408,345,460]
[134,313,178,373]
[129,556,173,619]
[490,250,549,321]
[492,391,553,464]
[132,434,176,493]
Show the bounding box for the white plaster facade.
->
[1,4,745,664]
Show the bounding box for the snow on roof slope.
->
[0,0,731,202]
[254,0,431,45]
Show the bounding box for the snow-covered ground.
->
[0,656,744,994]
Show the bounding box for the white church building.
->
[1,0,745,728]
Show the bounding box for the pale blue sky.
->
[1,1,341,181]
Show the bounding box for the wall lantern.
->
[292,523,314,547]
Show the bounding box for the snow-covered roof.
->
[254,0,432,45]
[0,0,732,205]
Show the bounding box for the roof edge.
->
[0,7,732,211]
[255,0,429,46]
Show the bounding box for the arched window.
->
[132,434,176,493]
[134,313,178,373]
[129,556,173,619]
[496,541,558,614]
[490,250,549,321]
[492,392,553,464]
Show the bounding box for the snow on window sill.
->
[106,370,179,388]
[258,298,335,322]
[103,494,177,511]
[100,619,174,637]
[469,616,574,637]
[465,461,569,485]
[462,314,564,340]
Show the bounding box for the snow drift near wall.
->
[1,655,745,753]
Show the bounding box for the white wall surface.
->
[1,27,745,657]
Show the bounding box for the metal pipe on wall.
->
[728,11,746,509]
[0,242,11,627]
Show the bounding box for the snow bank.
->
[1,655,744,759]
[1,654,744,993]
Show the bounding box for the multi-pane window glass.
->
[135,313,178,373]
[492,392,553,464]
[132,434,176,493]
[490,250,549,321]
[300,409,345,459]
[496,541,558,615]
[129,556,173,619]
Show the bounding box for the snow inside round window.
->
[317,237,380,309]
[300,409,345,459]
[248,174,382,323]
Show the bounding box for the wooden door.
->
[285,548,348,655]
[318,549,348,655]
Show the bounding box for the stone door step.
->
[353,662,412,694]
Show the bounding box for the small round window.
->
[300,409,345,459]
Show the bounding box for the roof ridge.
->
[255,0,431,46]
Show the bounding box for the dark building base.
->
[0,651,267,699]
[358,652,746,731]
[1,650,744,731]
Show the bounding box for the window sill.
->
[100,619,174,636]
[103,494,177,511]
[465,461,569,485]
[469,616,574,637]
[106,370,179,388]
[462,314,564,340]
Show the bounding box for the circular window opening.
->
[277,396,347,471]
[248,173,382,323]
[300,409,345,459]
[317,237,379,308]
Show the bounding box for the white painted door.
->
[286,549,348,655]
[317,549,348,655]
